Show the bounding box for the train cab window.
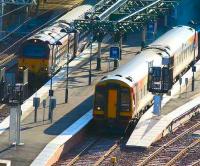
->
[94,86,106,111]
[22,42,49,59]
[120,88,130,112]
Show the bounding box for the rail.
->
[56,136,120,166]
[165,139,200,166]
[66,138,100,166]
[191,159,200,166]
[138,121,200,166]
[93,143,118,166]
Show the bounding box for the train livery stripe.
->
[19,58,48,73]
[107,89,117,119]
[94,110,104,115]
[120,112,132,117]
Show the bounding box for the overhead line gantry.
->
[74,0,183,71]
[75,0,182,33]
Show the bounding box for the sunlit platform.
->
[126,60,200,148]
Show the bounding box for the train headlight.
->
[96,106,104,111]
[19,66,23,70]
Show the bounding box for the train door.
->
[107,86,131,120]
[107,88,118,119]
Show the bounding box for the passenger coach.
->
[93,26,198,129]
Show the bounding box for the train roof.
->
[148,25,195,57]
[100,49,162,87]
[99,26,195,87]
[27,5,93,45]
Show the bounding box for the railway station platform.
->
[126,60,200,148]
[0,35,140,166]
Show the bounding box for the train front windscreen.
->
[21,41,49,59]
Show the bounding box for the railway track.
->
[89,114,200,166]
[0,0,84,68]
[137,119,200,166]
[54,135,121,166]
[0,9,67,68]
[53,114,200,166]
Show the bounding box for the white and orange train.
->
[93,26,198,128]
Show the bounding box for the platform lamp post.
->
[61,27,77,103]
[88,20,94,85]
[188,20,198,91]
[47,41,62,120]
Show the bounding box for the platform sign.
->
[110,47,120,60]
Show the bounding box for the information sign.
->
[110,47,120,59]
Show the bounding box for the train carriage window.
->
[120,88,130,112]
[94,86,106,111]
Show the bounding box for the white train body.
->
[93,26,198,127]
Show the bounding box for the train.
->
[18,5,93,80]
[93,25,199,129]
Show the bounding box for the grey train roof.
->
[149,25,195,56]
[27,5,93,45]
[100,26,195,87]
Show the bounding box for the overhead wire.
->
[0,0,83,56]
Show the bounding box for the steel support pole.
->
[49,45,54,119]
[65,35,70,103]
[192,30,196,91]
[192,71,194,91]
[96,41,101,70]
[73,31,78,58]
[141,25,146,49]
[89,21,93,85]
[89,39,92,85]
[164,15,168,27]
[119,34,122,60]
[50,45,54,94]
[154,20,157,39]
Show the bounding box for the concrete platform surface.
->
[126,60,200,148]
[0,33,140,166]
[31,111,92,166]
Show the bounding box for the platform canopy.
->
[74,0,183,34]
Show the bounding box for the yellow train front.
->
[18,5,93,82]
[93,75,136,130]
[18,39,51,80]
